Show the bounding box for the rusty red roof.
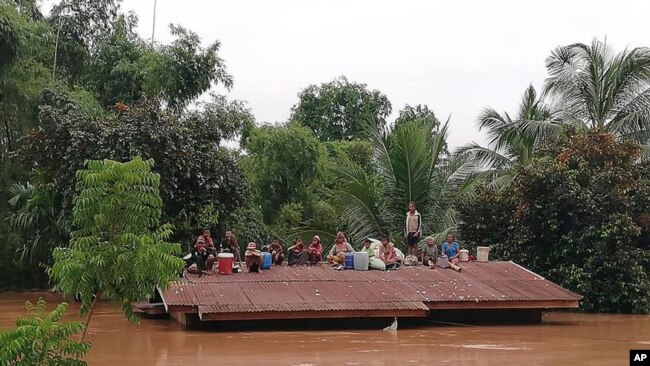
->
[158,261,581,319]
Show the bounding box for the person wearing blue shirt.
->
[440,233,462,271]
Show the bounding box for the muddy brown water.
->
[1,293,648,366]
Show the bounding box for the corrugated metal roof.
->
[160,261,581,316]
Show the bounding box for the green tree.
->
[0,299,90,365]
[49,157,185,340]
[242,123,323,224]
[394,104,440,129]
[0,4,53,155]
[21,97,251,244]
[142,24,233,110]
[86,18,233,109]
[328,116,473,245]
[0,3,21,70]
[458,131,650,313]
[8,170,68,266]
[517,39,650,143]
[83,13,145,108]
[290,76,392,141]
[457,85,560,188]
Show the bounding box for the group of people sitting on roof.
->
[187,228,241,274]
[186,201,466,274]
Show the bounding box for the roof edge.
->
[509,261,546,280]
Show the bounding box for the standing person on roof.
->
[404,201,422,259]
[198,228,217,256]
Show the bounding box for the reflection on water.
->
[1,292,648,366]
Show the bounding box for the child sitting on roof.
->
[361,238,386,271]
[379,234,400,270]
[268,237,285,265]
[245,242,262,273]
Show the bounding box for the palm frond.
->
[329,157,386,243]
[429,118,450,178]
[478,107,511,145]
[502,119,569,146]
[640,144,650,159]
[486,173,517,191]
[454,143,513,171]
[429,207,459,244]
[544,39,650,135]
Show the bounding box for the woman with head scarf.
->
[307,236,323,264]
[327,231,354,268]
[287,237,308,265]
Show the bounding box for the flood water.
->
[1,292,648,366]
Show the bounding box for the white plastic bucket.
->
[353,251,369,271]
[437,255,449,268]
[476,246,490,262]
[459,249,469,262]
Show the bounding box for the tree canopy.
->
[50,157,185,338]
[0,0,649,319]
[458,131,650,313]
[290,76,392,141]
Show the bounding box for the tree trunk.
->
[79,292,100,343]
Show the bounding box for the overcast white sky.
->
[60,0,650,149]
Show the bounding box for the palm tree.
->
[8,171,68,265]
[456,85,560,187]
[537,39,650,143]
[325,117,473,245]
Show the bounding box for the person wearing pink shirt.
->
[307,235,323,264]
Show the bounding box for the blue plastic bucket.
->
[344,252,354,269]
[261,252,272,269]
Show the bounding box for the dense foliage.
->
[21,98,251,245]
[50,158,185,338]
[242,123,323,224]
[0,0,648,317]
[458,131,650,313]
[0,299,90,365]
[290,76,392,141]
[0,0,248,287]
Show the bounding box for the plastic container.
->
[217,253,234,275]
[459,249,469,262]
[344,252,355,269]
[261,252,272,269]
[353,251,369,271]
[437,255,449,268]
[477,246,490,262]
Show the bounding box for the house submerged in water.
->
[134,261,581,328]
